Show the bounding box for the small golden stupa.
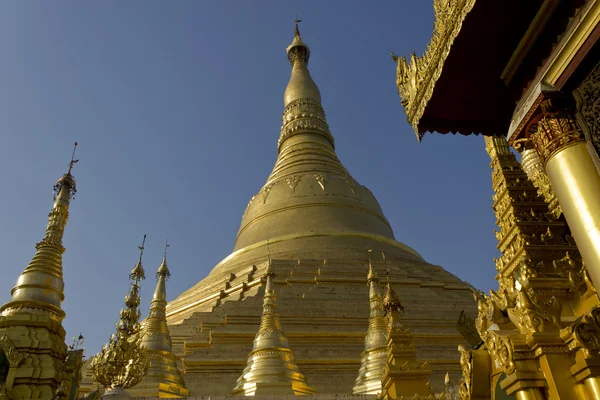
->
[232,262,315,396]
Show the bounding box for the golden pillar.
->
[585,377,600,400]
[529,100,600,287]
[514,388,546,400]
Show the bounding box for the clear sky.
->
[0,1,498,355]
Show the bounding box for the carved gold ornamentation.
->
[510,284,561,334]
[279,99,334,149]
[482,332,515,375]
[0,335,23,367]
[521,145,562,218]
[574,60,600,158]
[530,101,585,166]
[392,0,477,140]
[314,173,327,190]
[569,307,600,357]
[457,345,471,400]
[285,175,301,192]
[261,183,274,204]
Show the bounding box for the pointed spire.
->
[353,251,389,395]
[280,18,334,152]
[1,142,79,319]
[91,236,150,391]
[142,239,171,351]
[232,263,315,396]
[130,234,146,282]
[130,241,189,398]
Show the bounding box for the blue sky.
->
[0,1,498,355]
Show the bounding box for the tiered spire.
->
[353,252,388,395]
[279,17,334,152]
[91,235,150,398]
[231,17,395,255]
[232,262,315,396]
[1,142,78,319]
[379,280,431,399]
[484,136,582,297]
[130,240,189,398]
[0,143,79,399]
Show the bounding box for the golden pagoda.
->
[0,144,78,400]
[232,262,315,396]
[163,20,477,395]
[352,254,388,395]
[129,242,189,398]
[91,236,150,399]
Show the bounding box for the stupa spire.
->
[280,17,334,151]
[91,235,150,397]
[353,251,389,395]
[230,19,399,254]
[142,239,171,351]
[130,240,190,398]
[232,262,315,396]
[1,142,79,319]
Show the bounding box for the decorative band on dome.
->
[278,99,335,150]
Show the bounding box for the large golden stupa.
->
[163,22,476,395]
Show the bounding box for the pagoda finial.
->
[130,234,147,282]
[232,261,315,396]
[156,240,171,281]
[67,141,79,174]
[163,239,170,257]
[294,15,302,37]
[1,143,80,319]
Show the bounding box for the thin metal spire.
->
[294,15,302,36]
[164,239,170,258]
[130,234,147,283]
[67,142,79,174]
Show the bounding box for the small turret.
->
[353,251,388,395]
[129,240,189,398]
[232,262,315,396]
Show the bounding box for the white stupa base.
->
[100,385,133,400]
